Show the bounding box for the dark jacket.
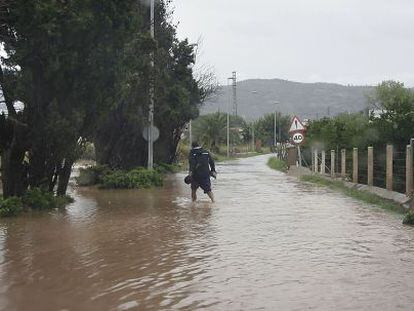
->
[189,147,216,178]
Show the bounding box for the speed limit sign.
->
[289,116,306,145]
[292,132,305,144]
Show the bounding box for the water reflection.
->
[0,155,413,310]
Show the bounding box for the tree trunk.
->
[57,159,74,196]
[49,165,59,192]
[154,126,183,164]
[94,106,147,169]
[28,151,55,191]
[1,146,26,198]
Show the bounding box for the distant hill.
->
[1,79,375,120]
[202,78,374,120]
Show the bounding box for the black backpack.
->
[192,150,210,176]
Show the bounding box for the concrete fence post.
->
[341,149,346,178]
[386,144,393,191]
[311,148,315,172]
[331,150,335,178]
[406,145,413,197]
[314,149,318,173]
[367,146,374,187]
[353,148,358,184]
[321,150,326,175]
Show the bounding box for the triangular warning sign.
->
[289,116,305,133]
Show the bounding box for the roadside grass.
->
[267,157,288,173]
[403,211,414,225]
[300,174,406,214]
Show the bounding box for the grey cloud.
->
[173,0,414,87]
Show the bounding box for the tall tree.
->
[0,0,144,196]
[94,0,207,168]
[369,81,414,148]
[250,113,290,146]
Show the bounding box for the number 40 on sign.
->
[292,132,304,144]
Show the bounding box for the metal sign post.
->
[297,145,302,168]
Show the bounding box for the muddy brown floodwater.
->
[0,155,414,310]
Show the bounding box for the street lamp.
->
[250,90,259,152]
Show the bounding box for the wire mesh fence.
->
[302,143,413,196]
[393,149,406,194]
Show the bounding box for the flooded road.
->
[1,154,414,310]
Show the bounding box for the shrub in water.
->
[403,211,414,225]
[102,168,163,189]
[0,189,73,218]
[129,168,163,188]
[22,188,73,210]
[22,188,55,210]
[155,163,180,174]
[0,197,24,217]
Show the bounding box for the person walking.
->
[188,142,216,202]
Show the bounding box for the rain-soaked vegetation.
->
[306,81,414,152]
[0,1,213,207]
[304,81,414,191]
[267,157,288,173]
[403,211,414,225]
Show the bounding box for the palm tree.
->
[192,112,227,152]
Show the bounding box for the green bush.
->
[0,197,24,217]
[22,188,55,210]
[403,212,414,225]
[155,163,180,174]
[0,189,73,218]
[77,164,167,189]
[102,168,163,189]
[22,188,73,210]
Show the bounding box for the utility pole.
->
[251,123,255,152]
[189,120,192,147]
[273,102,280,150]
[226,78,232,158]
[232,71,237,116]
[278,112,282,143]
[274,110,277,147]
[147,0,155,169]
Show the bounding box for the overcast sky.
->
[173,0,414,87]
